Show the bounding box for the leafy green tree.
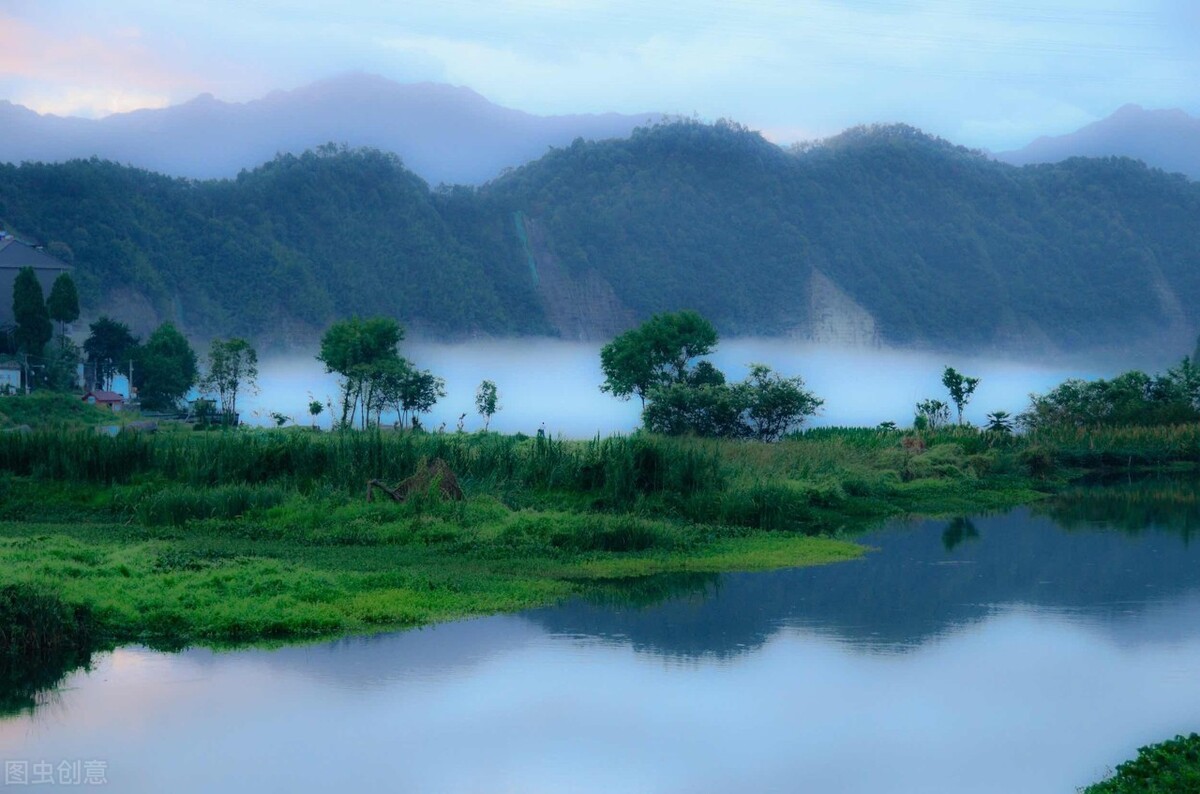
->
[12,267,52,356]
[941,367,980,425]
[203,338,258,418]
[308,399,324,428]
[740,364,823,441]
[397,367,446,428]
[600,310,718,406]
[317,317,405,428]
[42,337,81,392]
[46,272,80,342]
[643,382,748,438]
[914,398,951,430]
[133,322,198,410]
[83,317,138,391]
[475,379,500,430]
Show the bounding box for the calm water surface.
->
[3,481,1199,793]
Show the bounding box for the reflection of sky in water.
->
[237,339,1113,436]
[4,505,1200,793]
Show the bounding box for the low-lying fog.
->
[234,339,1118,437]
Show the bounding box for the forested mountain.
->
[997,104,1200,181]
[1,121,1198,354]
[0,74,659,186]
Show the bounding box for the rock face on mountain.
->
[997,104,1200,181]
[0,74,660,185]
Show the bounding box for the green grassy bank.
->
[1,421,1197,655]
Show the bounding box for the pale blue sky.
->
[1,0,1196,149]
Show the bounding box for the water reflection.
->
[527,503,1200,658]
[1034,476,1200,542]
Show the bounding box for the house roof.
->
[0,237,73,272]
[83,390,125,402]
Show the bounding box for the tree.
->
[308,399,324,429]
[475,380,500,430]
[740,364,823,441]
[941,367,980,425]
[643,381,748,438]
[203,338,258,418]
[133,322,198,410]
[600,310,718,406]
[396,367,445,428]
[317,317,405,428]
[83,317,138,391]
[985,411,1013,433]
[914,399,951,430]
[12,267,52,356]
[46,272,80,343]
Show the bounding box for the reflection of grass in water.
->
[0,583,99,717]
[1035,476,1200,541]
[580,572,721,610]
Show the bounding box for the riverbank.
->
[1,424,1197,654]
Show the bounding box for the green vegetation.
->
[1085,734,1200,793]
[133,322,198,410]
[1020,360,1200,430]
[0,391,120,430]
[604,311,822,439]
[2,123,1199,348]
[0,422,1081,651]
[201,337,258,418]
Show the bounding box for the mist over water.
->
[242,339,1109,437]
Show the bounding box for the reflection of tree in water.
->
[1035,476,1200,543]
[941,517,979,552]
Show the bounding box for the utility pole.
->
[128,359,135,399]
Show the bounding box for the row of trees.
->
[600,311,822,441]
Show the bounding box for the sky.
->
[1,0,1197,150]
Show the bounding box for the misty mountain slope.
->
[997,104,1200,180]
[1,120,1199,353]
[482,121,1200,351]
[0,74,661,186]
[0,149,548,342]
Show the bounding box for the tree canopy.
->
[12,267,52,356]
[83,317,138,391]
[133,322,198,410]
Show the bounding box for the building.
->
[0,233,74,329]
[82,390,125,411]
[0,360,20,394]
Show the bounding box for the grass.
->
[0,391,125,430]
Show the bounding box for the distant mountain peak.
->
[997,104,1200,180]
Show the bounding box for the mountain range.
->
[1,120,1197,358]
[3,76,1198,185]
[0,74,661,186]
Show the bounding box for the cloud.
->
[0,11,204,116]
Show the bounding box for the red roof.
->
[83,390,125,403]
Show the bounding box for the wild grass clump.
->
[123,483,292,526]
[0,583,94,659]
